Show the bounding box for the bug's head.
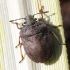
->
[25,15,37,25]
[25,15,36,20]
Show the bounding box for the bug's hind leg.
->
[51,32,65,45]
[16,36,24,63]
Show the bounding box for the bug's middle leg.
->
[46,23,62,28]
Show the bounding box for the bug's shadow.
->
[44,26,63,65]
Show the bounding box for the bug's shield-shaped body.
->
[20,18,53,63]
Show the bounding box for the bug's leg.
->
[10,21,22,30]
[51,32,65,45]
[9,18,25,22]
[46,23,62,28]
[15,22,22,30]
[43,14,62,28]
[44,13,63,28]
[19,43,24,63]
[16,36,21,48]
[15,36,24,63]
[33,6,48,18]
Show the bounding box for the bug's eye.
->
[22,22,26,26]
[24,22,26,24]
[34,18,37,20]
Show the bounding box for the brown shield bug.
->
[10,6,65,63]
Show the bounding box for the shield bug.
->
[10,6,64,63]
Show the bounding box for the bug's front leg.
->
[16,36,24,63]
[51,32,65,45]
[10,21,22,30]
[43,13,62,28]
